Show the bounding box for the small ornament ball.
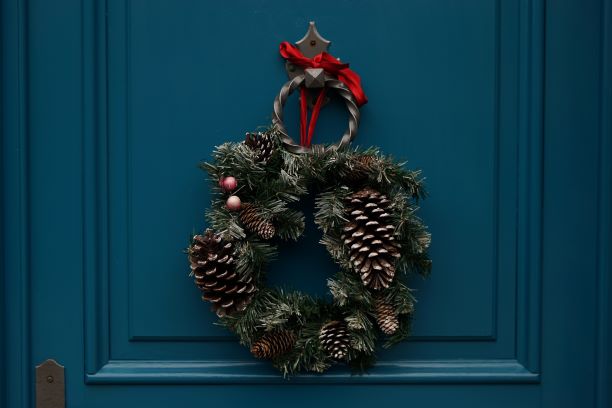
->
[226,195,242,211]
[222,176,238,191]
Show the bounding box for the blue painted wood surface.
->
[1,0,610,406]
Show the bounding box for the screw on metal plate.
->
[36,359,65,408]
[285,22,332,107]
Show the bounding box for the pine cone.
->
[319,321,350,360]
[189,230,257,317]
[345,155,377,184]
[245,132,275,164]
[342,188,401,290]
[375,297,399,335]
[240,203,275,240]
[250,330,296,359]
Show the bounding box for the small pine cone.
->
[345,155,377,184]
[250,330,296,359]
[189,230,257,317]
[319,321,350,360]
[245,132,275,164]
[342,188,401,290]
[240,203,275,240]
[375,298,399,335]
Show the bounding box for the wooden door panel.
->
[79,0,538,382]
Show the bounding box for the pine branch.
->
[234,239,278,282]
[273,323,331,375]
[328,270,373,308]
[274,209,305,241]
[384,279,416,315]
[314,187,350,233]
[205,201,246,240]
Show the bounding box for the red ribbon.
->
[279,42,368,106]
[298,86,327,147]
[280,41,367,147]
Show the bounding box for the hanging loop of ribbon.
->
[299,87,327,147]
[279,41,367,147]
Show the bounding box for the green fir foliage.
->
[197,127,431,376]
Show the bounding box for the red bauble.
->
[226,195,242,211]
[222,176,238,191]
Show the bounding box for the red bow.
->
[279,41,368,106]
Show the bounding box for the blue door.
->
[2,0,611,407]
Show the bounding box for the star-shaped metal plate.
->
[295,21,331,58]
[285,21,332,79]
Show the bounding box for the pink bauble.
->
[226,195,242,211]
[222,176,238,191]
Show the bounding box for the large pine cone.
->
[251,330,296,359]
[245,132,275,164]
[240,203,275,240]
[342,188,401,290]
[375,297,399,335]
[189,230,256,317]
[319,321,350,360]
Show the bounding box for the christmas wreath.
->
[188,129,431,374]
[187,27,431,375]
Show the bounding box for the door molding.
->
[2,0,32,405]
[596,0,612,404]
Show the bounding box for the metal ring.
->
[272,75,360,154]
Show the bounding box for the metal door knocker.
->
[272,22,366,154]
